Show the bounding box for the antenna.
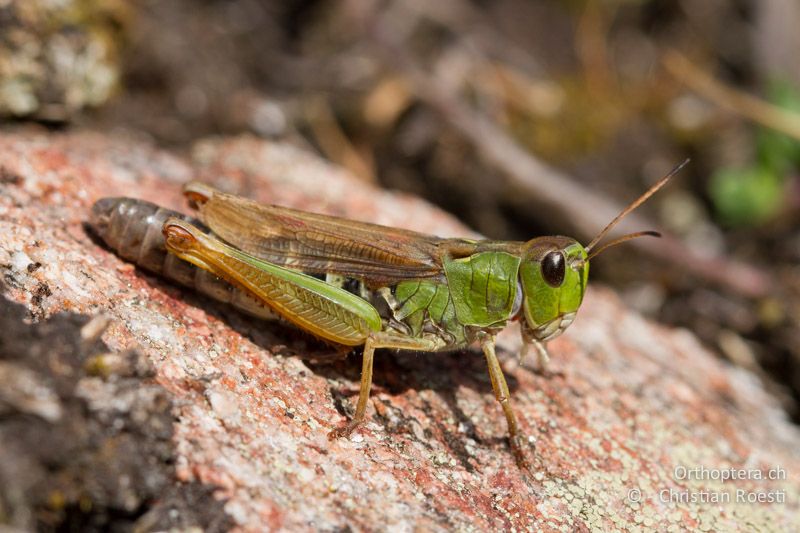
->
[584,159,689,255]
[586,230,661,260]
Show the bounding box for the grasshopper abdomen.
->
[89,197,277,320]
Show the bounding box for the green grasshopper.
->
[91,161,686,464]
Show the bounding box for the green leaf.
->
[708,166,783,227]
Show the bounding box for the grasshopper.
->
[90,161,686,464]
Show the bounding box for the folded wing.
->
[188,184,479,286]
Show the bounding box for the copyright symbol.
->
[627,488,641,503]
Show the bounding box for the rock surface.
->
[1,129,798,531]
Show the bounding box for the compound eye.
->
[542,251,565,287]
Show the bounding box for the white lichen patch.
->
[9,250,33,271]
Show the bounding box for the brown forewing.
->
[194,191,480,287]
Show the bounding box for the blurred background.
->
[2,0,799,419]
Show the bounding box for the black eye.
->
[542,251,565,287]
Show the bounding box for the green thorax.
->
[443,251,522,327]
[392,280,465,344]
[389,251,522,347]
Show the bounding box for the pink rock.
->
[1,130,798,531]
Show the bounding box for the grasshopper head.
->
[518,237,589,343]
[517,159,689,345]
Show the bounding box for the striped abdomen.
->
[89,197,277,319]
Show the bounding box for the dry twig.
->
[664,51,800,141]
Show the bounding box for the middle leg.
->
[328,331,446,439]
